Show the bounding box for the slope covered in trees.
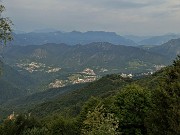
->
[0,60,36,103]
[149,38,180,60]
[0,56,179,135]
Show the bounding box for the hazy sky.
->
[2,0,180,35]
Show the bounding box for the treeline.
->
[0,57,180,135]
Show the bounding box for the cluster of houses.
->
[81,68,96,75]
[46,67,61,73]
[72,76,97,84]
[49,68,98,88]
[16,62,45,73]
[49,79,66,88]
[121,73,133,78]
[154,64,166,71]
[16,61,61,73]
[72,68,97,84]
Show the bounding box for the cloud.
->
[80,0,150,9]
[2,0,180,35]
[110,0,164,8]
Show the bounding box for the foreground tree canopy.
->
[0,4,12,46]
[0,3,13,74]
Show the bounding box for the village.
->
[49,68,97,88]
[16,61,61,73]
[15,61,166,89]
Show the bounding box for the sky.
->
[2,0,180,35]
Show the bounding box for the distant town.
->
[15,61,166,89]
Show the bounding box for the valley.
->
[0,32,180,134]
[1,33,179,104]
[1,0,180,134]
[1,42,170,94]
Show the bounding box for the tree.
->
[0,114,41,135]
[0,3,13,74]
[47,116,79,135]
[147,56,180,135]
[0,4,13,46]
[81,103,120,135]
[22,127,50,135]
[115,84,152,135]
[74,97,103,134]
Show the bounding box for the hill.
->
[138,34,180,45]
[1,74,132,117]
[0,57,179,135]
[0,61,35,103]
[10,31,137,46]
[124,35,151,43]
[0,60,172,118]
[1,83,87,114]
[4,42,169,75]
[0,41,174,104]
[148,38,180,60]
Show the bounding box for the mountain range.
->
[3,42,169,74]
[1,45,179,135]
[0,33,180,134]
[1,41,175,104]
[10,31,137,46]
[1,34,180,111]
[10,31,180,47]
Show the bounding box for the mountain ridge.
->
[138,34,180,45]
[4,42,169,73]
[0,61,35,103]
[148,38,180,59]
[10,31,137,46]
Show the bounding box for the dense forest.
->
[0,56,179,135]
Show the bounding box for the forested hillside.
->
[0,61,35,103]
[1,40,176,110]
[0,56,179,135]
[149,38,180,60]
